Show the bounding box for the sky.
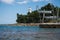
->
[0,0,60,24]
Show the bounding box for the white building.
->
[28,7,32,13]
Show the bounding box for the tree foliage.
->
[16,3,60,23]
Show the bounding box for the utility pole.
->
[36,5,39,10]
[57,7,59,23]
[36,5,41,23]
[51,4,54,23]
[42,9,45,23]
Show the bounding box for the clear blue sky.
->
[0,0,60,24]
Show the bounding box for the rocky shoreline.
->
[0,23,60,28]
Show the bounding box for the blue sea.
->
[0,25,60,40]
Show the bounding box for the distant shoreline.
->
[0,23,40,26]
[0,23,60,26]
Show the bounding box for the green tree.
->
[16,3,60,23]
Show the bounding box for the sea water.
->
[0,25,60,40]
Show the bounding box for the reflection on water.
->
[0,26,60,40]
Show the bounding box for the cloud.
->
[0,0,53,5]
[32,0,52,2]
[16,0,28,4]
[32,0,39,2]
[0,0,15,4]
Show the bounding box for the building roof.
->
[45,16,57,19]
[38,11,52,13]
